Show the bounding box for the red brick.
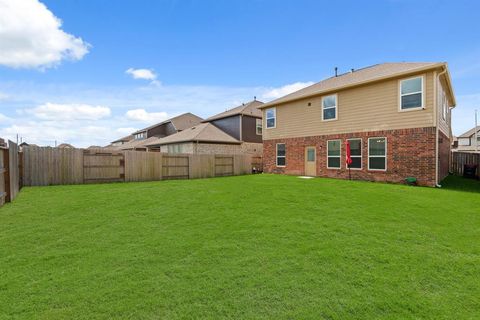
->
[263,127,443,187]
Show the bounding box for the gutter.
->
[435,67,448,187]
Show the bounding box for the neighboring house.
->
[202,99,264,155]
[57,143,74,149]
[117,113,203,151]
[110,135,133,147]
[145,122,242,154]
[259,62,456,187]
[453,127,480,153]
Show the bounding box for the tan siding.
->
[437,77,451,137]
[263,71,435,140]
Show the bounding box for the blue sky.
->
[0,0,479,146]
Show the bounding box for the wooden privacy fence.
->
[451,152,480,176]
[23,146,256,186]
[0,140,21,207]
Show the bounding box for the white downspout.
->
[435,67,447,187]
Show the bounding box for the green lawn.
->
[0,175,479,319]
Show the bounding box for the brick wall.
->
[438,130,451,183]
[263,127,437,186]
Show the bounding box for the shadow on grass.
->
[441,175,480,193]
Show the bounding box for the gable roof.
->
[259,62,455,108]
[458,126,480,138]
[132,112,203,134]
[146,123,241,146]
[204,100,264,122]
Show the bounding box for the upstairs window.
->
[327,140,341,169]
[276,143,286,166]
[266,108,276,129]
[134,132,146,140]
[322,94,337,121]
[442,92,448,121]
[400,76,423,110]
[368,137,387,171]
[256,119,262,135]
[347,138,362,169]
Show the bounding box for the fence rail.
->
[22,146,257,186]
[451,152,480,177]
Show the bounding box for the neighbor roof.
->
[203,100,264,122]
[111,135,133,144]
[458,126,480,138]
[117,136,159,150]
[260,62,455,108]
[132,113,203,134]
[146,123,241,146]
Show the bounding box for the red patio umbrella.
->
[345,140,352,179]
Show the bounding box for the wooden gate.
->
[215,156,234,177]
[83,150,125,183]
[162,155,189,180]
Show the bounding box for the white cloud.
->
[27,103,111,120]
[116,127,138,135]
[0,0,90,69]
[0,92,9,101]
[126,68,159,84]
[262,81,314,100]
[125,108,169,123]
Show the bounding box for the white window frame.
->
[399,75,424,112]
[276,143,286,167]
[266,107,276,129]
[322,94,338,121]
[442,92,447,121]
[368,137,387,171]
[347,138,362,170]
[256,118,262,135]
[326,139,341,169]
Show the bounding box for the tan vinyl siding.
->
[263,71,435,140]
[437,77,451,137]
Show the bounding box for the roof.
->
[203,100,264,122]
[111,135,133,143]
[132,112,203,134]
[117,136,159,150]
[260,62,454,108]
[458,126,480,138]
[146,123,241,146]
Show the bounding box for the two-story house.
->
[116,112,203,151]
[146,100,264,155]
[454,127,480,153]
[259,62,456,187]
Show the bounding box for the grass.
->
[0,175,479,319]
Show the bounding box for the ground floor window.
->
[347,138,362,169]
[276,143,286,166]
[327,140,341,169]
[368,137,387,170]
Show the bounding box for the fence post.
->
[3,146,10,202]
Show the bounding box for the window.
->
[347,138,362,169]
[256,118,263,135]
[322,94,337,121]
[400,76,423,110]
[134,132,146,140]
[307,148,315,162]
[327,140,341,169]
[368,137,387,171]
[442,92,447,121]
[266,108,276,129]
[458,138,470,146]
[276,143,286,166]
